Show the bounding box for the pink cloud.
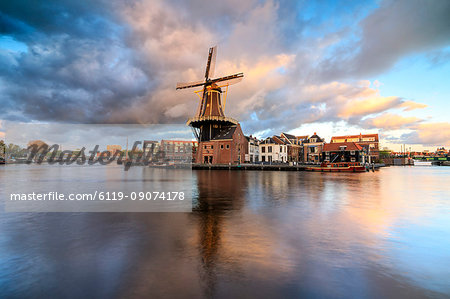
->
[409,122,450,146]
[363,113,422,130]
[399,101,428,111]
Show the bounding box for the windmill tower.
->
[176,46,243,142]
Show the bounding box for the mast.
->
[126,137,128,161]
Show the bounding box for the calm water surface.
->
[1,165,450,298]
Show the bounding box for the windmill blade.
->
[215,76,243,87]
[204,46,216,80]
[176,80,206,90]
[211,73,244,86]
[208,46,217,79]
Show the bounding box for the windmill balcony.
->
[186,115,238,126]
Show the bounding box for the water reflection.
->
[0,165,449,298]
[194,171,247,298]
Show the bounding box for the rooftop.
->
[323,142,363,152]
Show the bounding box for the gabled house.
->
[281,133,301,163]
[259,136,288,163]
[303,133,325,163]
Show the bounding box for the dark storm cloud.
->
[316,0,450,80]
[0,1,114,39]
[0,0,156,123]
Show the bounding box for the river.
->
[1,165,449,298]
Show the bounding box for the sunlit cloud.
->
[0,0,449,148]
[362,113,422,130]
[403,122,450,147]
[399,101,428,111]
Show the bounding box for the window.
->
[262,156,265,162]
[262,146,265,153]
[204,145,207,149]
[226,144,230,149]
[268,146,272,153]
[310,138,316,142]
[351,158,356,162]
[350,150,355,155]
[220,144,224,149]
[211,145,213,149]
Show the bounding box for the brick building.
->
[195,124,248,164]
[161,140,198,163]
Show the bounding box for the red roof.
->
[323,142,363,152]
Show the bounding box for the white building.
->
[259,136,288,163]
[245,136,260,163]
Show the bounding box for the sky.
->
[0,0,449,151]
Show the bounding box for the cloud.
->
[317,0,450,80]
[362,113,422,130]
[401,122,450,147]
[0,0,447,148]
[338,96,402,119]
[399,101,428,111]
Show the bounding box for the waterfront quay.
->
[191,163,384,171]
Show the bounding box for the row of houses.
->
[133,129,379,165]
[249,132,379,164]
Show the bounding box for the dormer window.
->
[339,146,347,151]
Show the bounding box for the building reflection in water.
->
[193,170,247,298]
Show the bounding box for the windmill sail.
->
[207,46,217,79]
[176,80,205,90]
[212,73,243,86]
[204,46,216,80]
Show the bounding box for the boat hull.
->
[307,166,366,172]
[306,162,366,173]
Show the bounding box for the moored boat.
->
[306,162,366,172]
[413,159,432,166]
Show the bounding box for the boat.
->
[306,162,366,172]
[413,159,432,166]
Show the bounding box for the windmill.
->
[176,46,243,141]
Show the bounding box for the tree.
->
[0,140,5,157]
